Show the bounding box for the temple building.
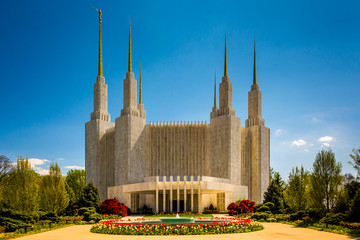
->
[85,12,270,213]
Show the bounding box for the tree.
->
[348,188,360,222]
[284,165,310,212]
[0,155,13,182]
[62,182,77,216]
[2,157,39,211]
[39,162,69,214]
[310,149,342,212]
[77,181,100,209]
[65,169,85,201]
[263,171,285,213]
[349,147,360,179]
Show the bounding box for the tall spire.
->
[253,38,257,85]
[97,9,103,76]
[224,32,228,76]
[139,62,142,104]
[128,18,132,73]
[214,71,217,108]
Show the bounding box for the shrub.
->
[254,203,263,211]
[78,207,96,216]
[40,212,59,222]
[251,212,269,220]
[340,221,360,230]
[227,202,237,211]
[307,208,325,220]
[0,217,27,232]
[209,204,215,211]
[320,213,346,225]
[100,199,128,217]
[257,205,270,212]
[264,202,275,212]
[289,211,308,221]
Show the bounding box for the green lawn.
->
[145,213,214,218]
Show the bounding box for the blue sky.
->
[0,0,359,179]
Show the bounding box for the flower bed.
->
[90,217,263,235]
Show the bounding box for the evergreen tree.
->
[284,165,310,212]
[310,149,342,212]
[62,182,77,216]
[65,169,85,202]
[2,157,39,211]
[39,162,69,214]
[263,171,285,213]
[348,188,360,222]
[77,181,100,209]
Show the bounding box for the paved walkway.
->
[16,222,360,240]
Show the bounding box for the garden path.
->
[15,221,360,240]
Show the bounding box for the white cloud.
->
[312,117,319,122]
[35,167,49,175]
[321,143,331,147]
[28,158,50,167]
[64,166,85,170]
[57,158,64,161]
[291,139,307,147]
[304,149,309,152]
[275,129,283,136]
[318,136,334,142]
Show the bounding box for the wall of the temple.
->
[147,122,207,177]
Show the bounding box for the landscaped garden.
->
[90,217,263,235]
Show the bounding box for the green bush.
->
[40,212,59,222]
[0,209,36,223]
[307,208,325,220]
[264,202,275,212]
[257,205,270,212]
[78,207,96,216]
[251,212,269,220]
[0,217,27,232]
[340,221,360,230]
[320,213,346,225]
[254,203,263,211]
[289,211,308,221]
[88,213,102,222]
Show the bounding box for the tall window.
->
[217,193,225,211]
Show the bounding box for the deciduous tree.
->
[349,147,360,179]
[2,157,39,211]
[39,162,69,214]
[65,169,85,201]
[310,149,342,212]
[284,165,310,212]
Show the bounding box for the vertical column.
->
[198,175,201,213]
[191,176,194,212]
[155,176,159,213]
[163,175,166,212]
[184,176,187,212]
[170,176,173,212]
[177,176,180,212]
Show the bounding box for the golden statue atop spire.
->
[95,8,103,76]
[128,18,132,73]
[139,62,142,104]
[224,32,228,77]
[253,38,257,85]
[214,71,217,108]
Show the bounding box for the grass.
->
[145,213,214,218]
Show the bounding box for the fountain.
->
[160,213,195,224]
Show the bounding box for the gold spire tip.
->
[128,18,132,73]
